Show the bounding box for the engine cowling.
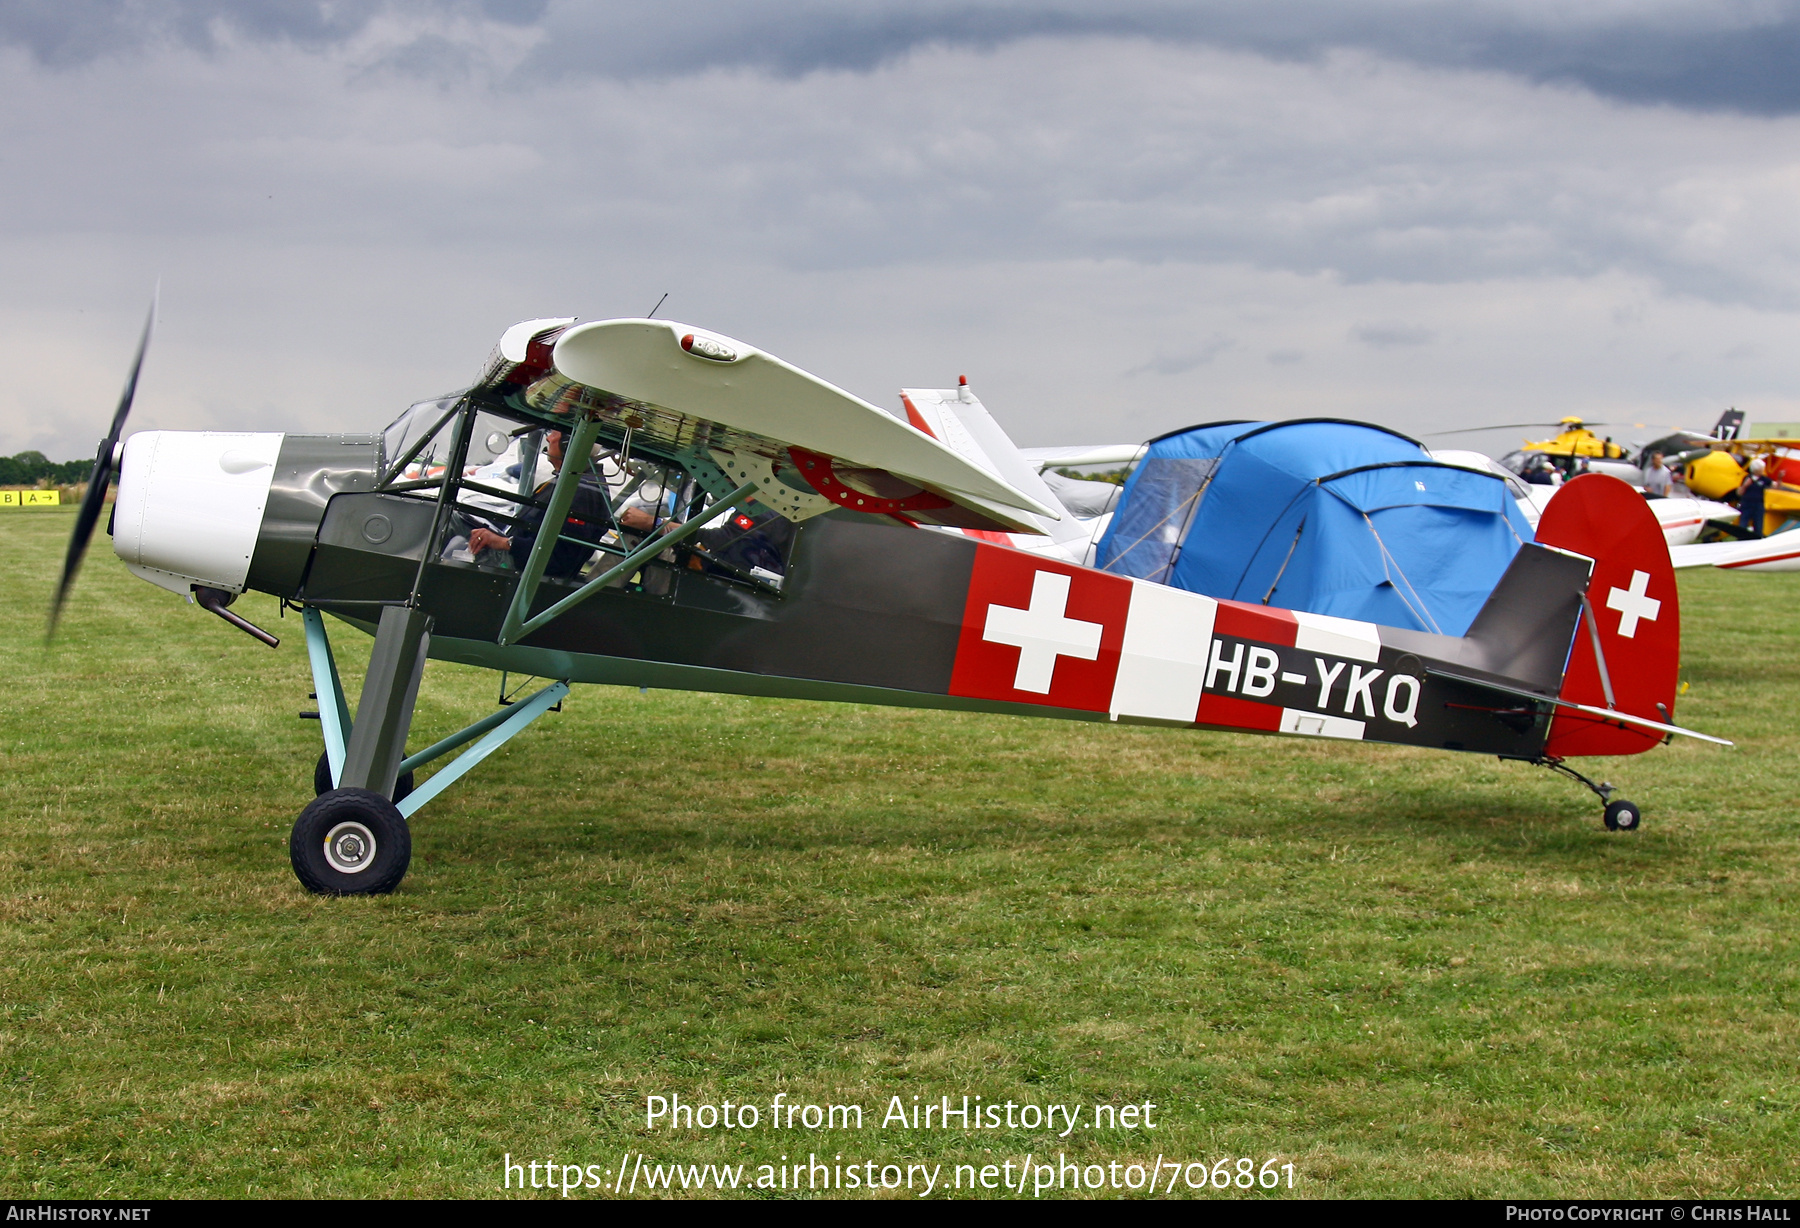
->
[113,431,284,594]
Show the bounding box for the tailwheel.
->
[1603,799,1642,832]
[1526,755,1644,833]
[290,788,411,895]
[313,751,414,804]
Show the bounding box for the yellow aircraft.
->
[1666,443,1800,536]
[1522,416,1630,461]
[1626,408,1800,533]
[1431,416,1640,483]
[1439,410,1799,536]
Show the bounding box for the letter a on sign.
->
[949,546,1130,712]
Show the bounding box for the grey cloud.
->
[1351,322,1435,348]
[364,31,490,80]
[0,0,544,65]
[11,1,1800,114]
[523,1,1800,118]
[9,10,1800,460]
[10,31,1797,313]
[1127,333,1235,376]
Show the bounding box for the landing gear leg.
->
[338,605,432,799]
[314,751,413,803]
[294,605,432,895]
[1530,755,1641,832]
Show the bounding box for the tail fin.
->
[900,385,1087,544]
[1532,474,1680,757]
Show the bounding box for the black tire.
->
[1603,799,1642,832]
[290,788,412,895]
[313,751,413,803]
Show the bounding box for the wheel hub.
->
[323,820,378,873]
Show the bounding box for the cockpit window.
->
[380,396,460,478]
[465,412,520,469]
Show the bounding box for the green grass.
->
[1,507,1796,1199]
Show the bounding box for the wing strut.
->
[497,413,606,646]
[496,411,761,646]
[498,480,758,645]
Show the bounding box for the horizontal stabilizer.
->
[1424,668,1731,747]
[1669,535,1800,572]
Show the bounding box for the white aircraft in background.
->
[1425,448,1800,571]
[1424,449,1738,548]
[899,392,1743,564]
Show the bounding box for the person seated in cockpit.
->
[598,489,792,584]
[466,429,660,578]
[691,502,794,579]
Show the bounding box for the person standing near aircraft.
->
[468,429,660,576]
[1642,452,1672,498]
[1737,457,1772,537]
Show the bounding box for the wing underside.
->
[471,318,1061,535]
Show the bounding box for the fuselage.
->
[113,426,1576,760]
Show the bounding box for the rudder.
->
[1532,474,1680,757]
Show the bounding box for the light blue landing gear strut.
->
[302,607,352,787]
[394,681,568,818]
[302,605,568,807]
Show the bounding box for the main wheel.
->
[1603,799,1642,832]
[290,788,412,895]
[313,751,413,803]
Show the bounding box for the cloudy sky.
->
[6,0,1800,461]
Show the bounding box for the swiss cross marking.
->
[949,547,1130,712]
[982,571,1104,693]
[1605,569,1661,639]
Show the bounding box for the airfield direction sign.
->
[1,490,61,507]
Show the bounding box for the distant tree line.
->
[1053,466,1132,485]
[0,451,91,487]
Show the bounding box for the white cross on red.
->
[1605,569,1661,639]
[982,571,1104,693]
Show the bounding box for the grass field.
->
[2,506,1797,1199]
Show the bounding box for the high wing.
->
[521,319,1062,534]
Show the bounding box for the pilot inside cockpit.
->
[463,430,660,578]
[685,502,794,584]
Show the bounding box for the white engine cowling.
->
[113,431,284,595]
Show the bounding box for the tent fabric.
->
[1094,419,1534,636]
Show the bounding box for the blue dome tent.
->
[1093,419,1535,636]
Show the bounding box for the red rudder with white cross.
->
[1534,474,1681,758]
